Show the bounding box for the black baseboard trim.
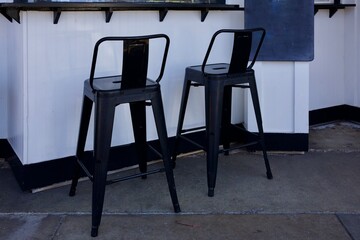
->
[3,104,359,191]
[1,130,307,191]
[0,139,14,159]
[0,105,360,191]
[258,133,308,152]
[309,104,360,126]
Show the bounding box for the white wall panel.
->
[294,62,309,133]
[354,4,360,107]
[0,17,9,138]
[4,4,312,164]
[357,3,360,107]
[310,8,360,110]
[21,10,244,164]
[245,62,298,133]
[310,10,346,110]
[6,12,28,162]
[343,8,357,107]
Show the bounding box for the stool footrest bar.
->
[180,126,206,134]
[77,158,94,181]
[148,144,162,159]
[106,168,165,185]
[178,135,205,150]
[219,141,259,154]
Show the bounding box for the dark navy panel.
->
[245,0,314,61]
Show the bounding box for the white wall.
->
[245,62,309,134]
[6,10,246,164]
[310,7,359,110]
[310,10,345,110]
[2,0,310,164]
[6,15,27,161]
[356,4,360,107]
[0,16,8,139]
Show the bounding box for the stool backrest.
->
[89,34,170,90]
[201,28,265,75]
[228,31,252,74]
[121,39,149,89]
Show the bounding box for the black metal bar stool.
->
[69,34,181,237]
[172,28,273,197]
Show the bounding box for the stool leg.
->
[221,86,232,155]
[130,101,147,179]
[172,78,192,166]
[249,80,273,180]
[152,91,181,213]
[69,95,93,197]
[205,80,224,197]
[91,99,115,237]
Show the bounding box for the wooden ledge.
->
[0,2,243,23]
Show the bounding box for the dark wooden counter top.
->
[0,1,243,23]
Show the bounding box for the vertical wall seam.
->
[22,11,29,165]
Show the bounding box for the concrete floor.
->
[0,121,359,239]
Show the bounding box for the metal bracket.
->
[53,8,61,24]
[201,8,209,22]
[159,8,168,22]
[5,8,20,23]
[105,8,113,23]
[0,9,13,22]
[329,8,338,18]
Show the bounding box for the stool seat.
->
[87,75,158,91]
[186,63,255,82]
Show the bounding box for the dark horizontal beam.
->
[0,2,242,11]
[314,3,355,10]
[0,2,242,23]
[314,3,356,18]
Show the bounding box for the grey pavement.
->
[0,121,359,239]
